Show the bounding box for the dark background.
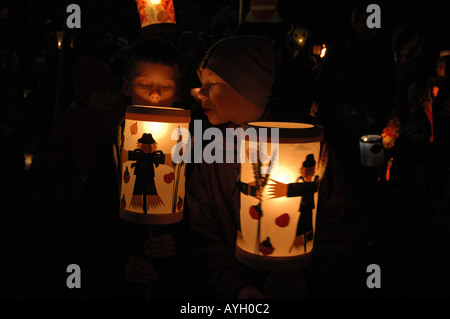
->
[1,0,449,302]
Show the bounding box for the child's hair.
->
[123,37,182,81]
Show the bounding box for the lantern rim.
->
[247,121,313,129]
[360,134,382,143]
[126,105,191,123]
[242,121,324,143]
[129,104,189,112]
[120,208,183,225]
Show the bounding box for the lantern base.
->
[235,246,312,271]
[120,208,183,225]
[140,23,177,39]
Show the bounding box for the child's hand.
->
[145,234,176,258]
[125,256,158,284]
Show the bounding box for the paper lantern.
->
[312,44,327,58]
[56,31,63,50]
[120,105,190,225]
[24,153,33,171]
[245,0,281,23]
[359,135,384,167]
[135,0,176,29]
[235,122,326,271]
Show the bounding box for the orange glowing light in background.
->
[320,44,327,58]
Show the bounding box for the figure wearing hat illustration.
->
[268,153,319,252]
[122,133,173,212]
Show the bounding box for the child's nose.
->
[149,87,161,101]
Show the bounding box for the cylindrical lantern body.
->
[359,134,384,167]
[120,105,190,225]
[236,122,324,271]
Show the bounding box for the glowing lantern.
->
[245,0,281,23]
[24,153,33,171]
[235,122,326,270]
[440,50,450,57]
[120,105,190,225]
[56,31,63,50]
[135,0,176,31]
[312,44,327,58]
[320,45,327,58]
[290,26,309,48]
[359,135,384,167]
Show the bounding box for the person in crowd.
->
[429,54,448,99]
[119,38,204,298]
[433,61,450,216]
[388,81,439,258]
[53,55,129,298]
[185,35,347,299]
[315,3,397,247]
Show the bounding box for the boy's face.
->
[197,68,262,125]
[123,61,178,107]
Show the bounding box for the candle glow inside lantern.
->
[236,122,326,271]
[120,105,190,225]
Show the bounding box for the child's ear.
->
[122,76,131,97]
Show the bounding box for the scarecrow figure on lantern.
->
[122,133,174,212]
[234,146,276,253]
[268,153,319,252]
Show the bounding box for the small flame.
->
[320,44,327,58]
[24,153,33,171]
[56,31,63,50]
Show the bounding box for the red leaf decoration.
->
[163,172,174,183]
[249,205,262,220]
[130,122,138,135]
[275,213,290,227]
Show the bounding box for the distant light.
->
[320,44,327,58]
[56,31,63,50]
[433,86,439,98]
[24,153,33,171]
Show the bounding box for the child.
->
[117,38,195,298]
[388,81,439,256]
[186,36,345,299]
[429,55,448,98]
